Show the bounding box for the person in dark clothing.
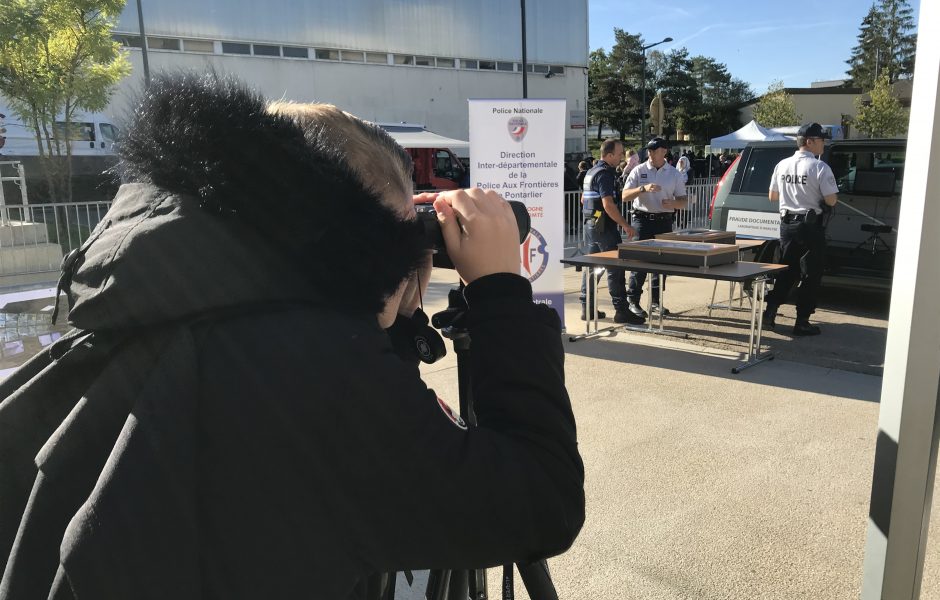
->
[575,159,590,190]
[579,139,642,324]
[763,123,839,336]
[0,73,584,600]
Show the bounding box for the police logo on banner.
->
[507,116,528,142]
[521,227,549,282]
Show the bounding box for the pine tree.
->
[846,0,917,89]
[846,5,882,89]
[879,0,917,82]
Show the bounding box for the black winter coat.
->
[0,74,584,600]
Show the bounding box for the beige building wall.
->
[740,82,913,139]
[739,92,860,136]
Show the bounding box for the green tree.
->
[0,0,130,201]
[589,31,752,145]
[650,48,700,140]
[846,0,916,89]
[587,29,645,140]
[752,81,802,128]
[854,75,908,138]
[684,56,752,143]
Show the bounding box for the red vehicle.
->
[378,123,469,190]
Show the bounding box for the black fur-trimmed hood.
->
[65,72,427,330]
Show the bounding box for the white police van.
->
[0,104,119,157]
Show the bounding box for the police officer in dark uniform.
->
[764,123,840,336]
[580,139,643,324]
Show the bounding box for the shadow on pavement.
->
[562,333,881,403]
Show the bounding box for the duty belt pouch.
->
[804,211,818,226]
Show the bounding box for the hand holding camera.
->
[432,189,522,284]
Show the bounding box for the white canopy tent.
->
[770,124,845,140]
[375,122,469,150]
[709,119,790,150]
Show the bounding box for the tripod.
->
[852,223,894,256]
[419,285,560,600]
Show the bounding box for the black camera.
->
[415,200,531,269]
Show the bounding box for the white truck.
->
[0,104,119,157]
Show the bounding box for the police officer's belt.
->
[781,210,820,225]
[633,210,673,221]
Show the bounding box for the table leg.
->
[658,273,665,332]
[627,272,685,339]
[569,267,625,342]
[708,278,753,314]
[709,281,718,318]
[732,277,775,374]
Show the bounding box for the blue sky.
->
[589,0,923,94]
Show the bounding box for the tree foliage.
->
[751,81,802,128]
[588,31,752,145]
[682,55,752,143]
[587,29,644,140]
[0,0,130,200]
[846,0,916,89]
[853,75,908,138]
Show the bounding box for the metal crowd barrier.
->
[0,181,717,277]
[564,182,718,251]
[0,202,111,277]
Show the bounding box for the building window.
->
[497,61,514,72]
[113,34,142,48]
[415,56,433,67]
[147,37,180,51]
[460,59,478,69]
[341,51,365,62]
[393,54,414,65]
[366,52,387,64]
[479,61,496,70]
[549,65,565,76]
[183,39,214,53]
[527,64,549,74]
[436,58,455,68]
[253,44,280,57]
[315,49,340,60]
[221,42,250,55]
[282,46,308,59]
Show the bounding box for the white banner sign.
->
[469,99,566,325]
[726,210,780,239]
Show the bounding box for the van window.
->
[54,122,96,142]
[738,147,793,194]
[100,123,119,142]
[434,151,459,180]
[829,148,905,196]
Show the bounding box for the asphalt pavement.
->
[1,270,935,599]
[402,266,938,600]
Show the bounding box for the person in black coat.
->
[0,72,584,600]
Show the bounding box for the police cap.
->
[797,123,830,139]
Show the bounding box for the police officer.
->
[580,139,644,324]
[621,137,688,318]
[763,123,839,336]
